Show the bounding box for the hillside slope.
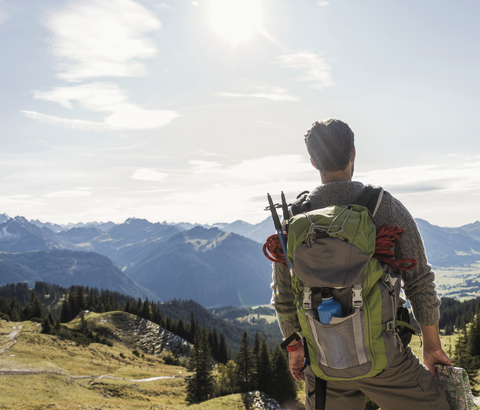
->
[0,250,156,300]
[0,314,191,409]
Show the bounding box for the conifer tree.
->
[41,315,52,334]
[468,306,480,357]
[86,290,95,311]
[141,298,151,320]
[189,312,197,343]
[186,328,214,403]
[124,299,132,314]
[208,328,219,361]
[135,297,142,314]
[235,330,253,392]
[23,291,45,321]
[217,332,229,364]
[9,302,21,322]
[251,331,261,389]
[453,316,478,380]
[257,333,273,395]
[173,318,183,339]
[60,298,71,323]
[217,360,239,395]
[76,286,86,312]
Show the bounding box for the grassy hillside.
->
[0,316,194,409]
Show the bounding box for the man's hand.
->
[420,323,452,377]
[289,344,306,382]
[423,346,452,378]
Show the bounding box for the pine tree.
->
[468,306,480,357]
[210,327,219,361]
[271,345,297,407]
[41,315,52,334]
[257,333,273,395]
[76,286,86,312]
[124,299,132,314]
[9,304,21,322]
[217,360,239,395]
[453,316,479,380]
[251,331,261,389]
[186,328,214,403]
[60,298,71,323]
[189,312,197,343]
[235,330,253,392]
[217,332,229,364]
[23,291,45,321]
[176,318,186,340]
[140,298,151,320]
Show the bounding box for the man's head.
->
[304,119,355,173]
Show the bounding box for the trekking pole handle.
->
[266,193,292,271]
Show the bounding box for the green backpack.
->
[286,187,414,381]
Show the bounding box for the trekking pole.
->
[266,193,293,273]
[281,191,290,234]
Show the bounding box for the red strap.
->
[286,339,303,352]
[374,223,417,271]
[263,233,288,268]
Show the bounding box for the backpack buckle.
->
[385,321,394,333]
[352,285,363,309]
[303,286,312,310]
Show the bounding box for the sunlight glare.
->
[208,0,262,44]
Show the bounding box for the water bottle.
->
[318,288,343,324]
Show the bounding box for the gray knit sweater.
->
[271,180,441,339]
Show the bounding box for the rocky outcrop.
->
[94,312,190,357]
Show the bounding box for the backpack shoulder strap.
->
[355,185,384,217]
[289,190,310,216]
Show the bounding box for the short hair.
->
[304,119,355,172]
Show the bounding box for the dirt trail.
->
[0,324,22,354]
[0,368,182,382]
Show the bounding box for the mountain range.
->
[0,212,479,306]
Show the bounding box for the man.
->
[271,119,452,410]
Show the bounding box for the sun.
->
[208,0,263,45]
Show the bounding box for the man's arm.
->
[381,195,452,375]
[271,262,299,339]
[271,262,306,380]
[420,323,452,377]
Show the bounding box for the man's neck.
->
[320,169,352,184]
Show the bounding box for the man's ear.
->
[310,158,318,170]
[350,146,356,162]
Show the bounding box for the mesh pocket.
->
[307,310,369,370]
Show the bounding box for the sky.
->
[1,0,479,227]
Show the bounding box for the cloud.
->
[131,169,168,182]
[21,110,107,132]
[189,160,221,174]
[44,190,92,198]
[356,162,480,196]
[0,196,46,206]
[214,91,298,102]
[214,83,298,101]
[227,155,312,179]
[27,83,179,131]
[45,0,162,81]
[278,51,334,90]
[317,1,330,6]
